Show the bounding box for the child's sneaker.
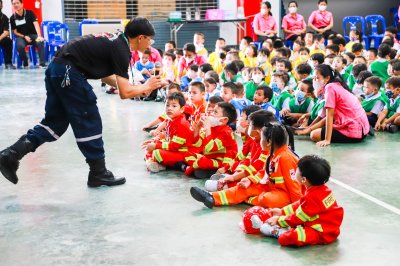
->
[147,162,166,173]
[204,179,228,192]
[260,223,290,238]
[388,125,399,133]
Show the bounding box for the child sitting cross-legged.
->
[250,155,344,247]
[375,77,400,133]
[361,76,386,127]
[183,102,238,177]
[142,93,195,173]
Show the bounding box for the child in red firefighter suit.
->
[184,102,238,176]
[205,108,274,192]
[187,81,207,130]
[190,123,302,209]
[260,155,344,247]
[143,93,195,173]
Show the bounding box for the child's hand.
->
[280,109,290,117]
[270,208,283,216]
[220,175,234,183]
[150,130,160,137]
[141,140,152,146]
[145,142,156,152]
[295,127,311,135]
[266,216,280,226]
[316,140,331,147]
[141,69,150,77]
[238,177,251,189]
[298,115,306,124]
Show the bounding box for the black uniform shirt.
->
[55,32,131,80]
[0,12,10,35]
[10,9,37,36]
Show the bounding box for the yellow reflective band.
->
[278,216,289,228]
[248,165,256,173]
[185,156,196,162]
[259,154,268,162]
[145,158,154,163]
[162,142,169,150]
[247,196,256,204]
[311,224,323,232]
[296,226,306,242]
[204,140,214,153]
[211,159,219,168]
[193,160,199,169]
[218,191,229,205]
[214,138,224,150]
[172,136,186,145]
[193,139,202,147]
[283,204,294,215]
[295,206,319,222]
[153,149,163,163]
[160,113,168,120]
[236,165,247,172]
[237,152,245,160]
[178,147,188,152]
[249,174,261,184]
[272,176,284,184]
[222,157,234,165]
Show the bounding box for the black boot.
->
[86,159,126,187]
[0,135,33,184]
[190,187,215,209]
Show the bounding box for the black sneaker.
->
[388,125,398,133]
[5,64,16,69]
[190,187,215,208]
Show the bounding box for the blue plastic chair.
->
[12,35,37,68]
[394,13,400,40]
[0,48,4,66]
[79,19,98,36]
[41,20,59,61]
[47,22,69,60]
[365,15,386,49]
[342,16,369,49]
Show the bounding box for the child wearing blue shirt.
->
[253,85,280,123]
[134,49,155,81]
[204,77,221,101]
[181,64,201,92]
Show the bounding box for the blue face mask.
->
[386,90,394,99]
[295,90,306,102]
[270,82,280,93]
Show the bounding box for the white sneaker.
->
[260,223,290,238]
[204,180,228,192]
[147,162,165,173]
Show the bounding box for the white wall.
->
[218,0,237,45]
[42,0,63,22]
[2,0,12,17]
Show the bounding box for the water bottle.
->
[195,7,201,20]
[186,7,191,21]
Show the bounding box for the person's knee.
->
[310,129,321,142]
[394,116,400,125]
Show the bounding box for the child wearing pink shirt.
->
[310,64,370,147]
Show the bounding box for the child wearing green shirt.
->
[270,71,293,113]
[362,76,386,127]
[375,77,400,133]
[370,44,391,84]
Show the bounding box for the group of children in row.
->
[136,28,400,247]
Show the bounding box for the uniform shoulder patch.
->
[322,193,336,209]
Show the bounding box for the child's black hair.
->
[242,36,253,45]
[259,48,271,57]
[382,37,394,48]
[205,70,220,82]
[367,48,377,57]
[208,95,224,104]
[164,51,176,61]
[352,43,364,54]
[273,38,284,49]
[276,57,292,72]
[325,44,339,55]
[356,70,373,85]
[351,63,368,79]
[300,78,314,94]
[364,76,382,89]
[385,26,398,35]
[298,155,331,186]
[256,85,273,101]
[390,59,400,72]
[242,105,261,117]
[199,63,214,74]
[386,77,400,88]
[313,33,323,43]
[299,47,310,54]
[189,64,199,72]
[315,64,351,92]
[262,123,295,176]
[166,82,181,92]
[216,102,237,124]
[333,55,347,66]
[377,44,391,58]
[233,60,245,72]
[310,53,325,64]
[344,52,355,62]
[248,110,276,129]
[272,71,290,86]
[166,92,186,107]
[204,77,217,85]
[296,63,312,75]
[222,82,238,93]
[224,62,239,75]
[276,47,291,59]
[189,81,205,92]
[332,36,346,47]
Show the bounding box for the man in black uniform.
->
[0,17,162,187]
[0,0,16,69]
[9,0,46,68]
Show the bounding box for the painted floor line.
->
[331,178,400,216]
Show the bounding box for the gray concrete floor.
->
[0,69,399,266]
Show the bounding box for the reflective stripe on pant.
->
[146,149,186,167]
[212,183,267,206]
[278,226,322,247]
[26,62,105,160]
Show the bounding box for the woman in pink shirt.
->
[253,1,278,43]
[303,64,370,147]
[282,1,306,42]
[308,0,337,39]
[177,43,206,79]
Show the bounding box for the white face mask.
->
[289,7,297,14]
[313,79,325,96]
[252,74,264,84]
[225,75,232,82]
[185,56,195,63]
[260,8,268,15]
[319,5,327,12]
[195,44,204,52]
[208,116,223,127]
[257,57,267,64]
[236,122,247,133]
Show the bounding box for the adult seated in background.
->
[252,1,277,43]
[281,1,306,42]
[9,0,46,68]
[0,0,16,69]
[131,45,162,64]
[307,0,336,39]
[177,43,206,80]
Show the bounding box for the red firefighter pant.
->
[212,183,291,208]
[184,155,223,175]
[146,149,186,167]
[278,226,323,247]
